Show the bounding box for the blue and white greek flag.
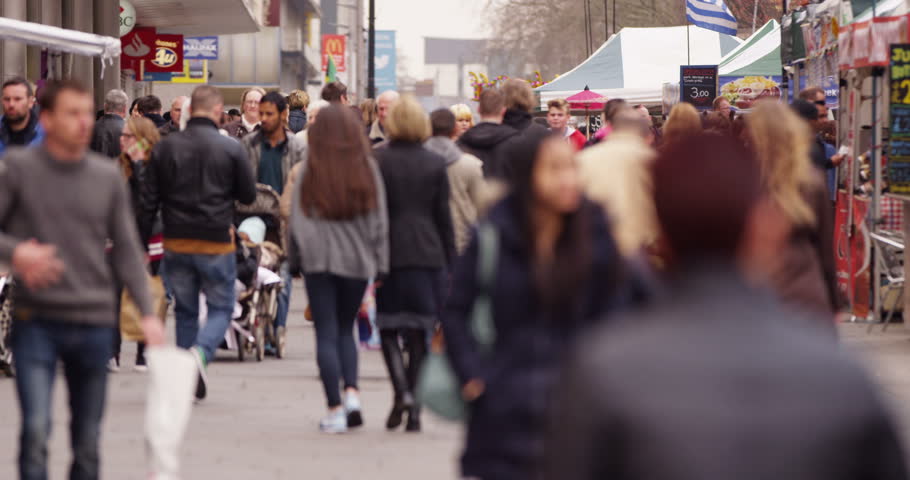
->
[686,0,739,36]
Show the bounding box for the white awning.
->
[0,17,121,61]
[131,0,261,36]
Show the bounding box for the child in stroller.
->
[231,190,287,360]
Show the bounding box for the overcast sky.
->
[373,0,491,78]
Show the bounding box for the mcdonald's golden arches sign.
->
[321,34,347,73]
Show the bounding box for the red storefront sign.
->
[144,34,184,73]
[121,26,156,72]
[322,34,347,72]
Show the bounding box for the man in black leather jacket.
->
[90,89,128,158]
[139,85,256,401]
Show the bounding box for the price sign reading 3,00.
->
[690,87,712,99]
[680,65,718,111]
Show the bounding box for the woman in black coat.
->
[374,96,455,433]
[442,133,626,479]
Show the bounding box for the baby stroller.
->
[231,185,287,361]
[0,273,14,377]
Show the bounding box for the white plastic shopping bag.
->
[145,346,196,480]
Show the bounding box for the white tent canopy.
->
[536,25,741,106]
[0,17,121,61]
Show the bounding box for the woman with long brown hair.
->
[289,105,389,433]
[747,101,840,322]
[111,116,161,372]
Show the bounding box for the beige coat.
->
[577,132,658,257]
[447,153,485,254]
[280,161,304,221]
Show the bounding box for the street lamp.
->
[368,0,375,99]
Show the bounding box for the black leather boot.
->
[404,329,428,433]
[380,329,413,430]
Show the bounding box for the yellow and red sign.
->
[322,34,346,73]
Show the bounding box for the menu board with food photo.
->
[718,76,783,110]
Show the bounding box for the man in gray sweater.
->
[0,79,163,480]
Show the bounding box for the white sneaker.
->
[107,357,120,373]
[319,409,347,434]
[344,391,363,428]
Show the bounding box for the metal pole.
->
[752,0,759,34]
[612,0,616,35]
[584,0,591,58]
[687,24,691,65]
[604,0,608,39]
[367,0,376,99]
[872,72,882,323]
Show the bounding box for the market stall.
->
[535,25,741,107]
[801,0,910,325]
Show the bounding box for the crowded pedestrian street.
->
[4,293,910,478]
[6,0,910,479]
[4,285,910,479]
[0,284,464,479]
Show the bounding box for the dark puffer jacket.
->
[442,194,626,480]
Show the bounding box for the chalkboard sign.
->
[680,65,719,111]
[889,44,910,196]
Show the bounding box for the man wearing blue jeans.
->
[240,92,306,356]
[140,85,255,400]
[0,80,164,480]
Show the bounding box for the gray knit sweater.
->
[289,157,389,279]
[0,146,153,326]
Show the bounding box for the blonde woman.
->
[374,96,454,432]
[747,101,840,321]
[113,116,162,372]
[661,103,702,149]
[577,109,658,259]
[450,103,474,139]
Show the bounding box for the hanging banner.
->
[679,65,718,111]
[718,76,783,110]
[375,31,398,94]
[184,37,218,60]
[322,34,347,73]
[145,34,184,73]
[121,26,156,62]
[888,44,910,196]
[263,0,280,27]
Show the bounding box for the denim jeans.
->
[275,262,292,329]
[12,316,113,480]
[162,251,236,362]
[304,273,368,408]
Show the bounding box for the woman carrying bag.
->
[113,116,166,372]
[440,134,627,480]
[374,96,455,434]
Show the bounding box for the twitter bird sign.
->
[375,31,397,94]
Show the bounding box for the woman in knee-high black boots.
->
[374,95,455,432]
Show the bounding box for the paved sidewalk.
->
[0,283,462,479]
[4,287,910,478]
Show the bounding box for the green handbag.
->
[417,223,499,422]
